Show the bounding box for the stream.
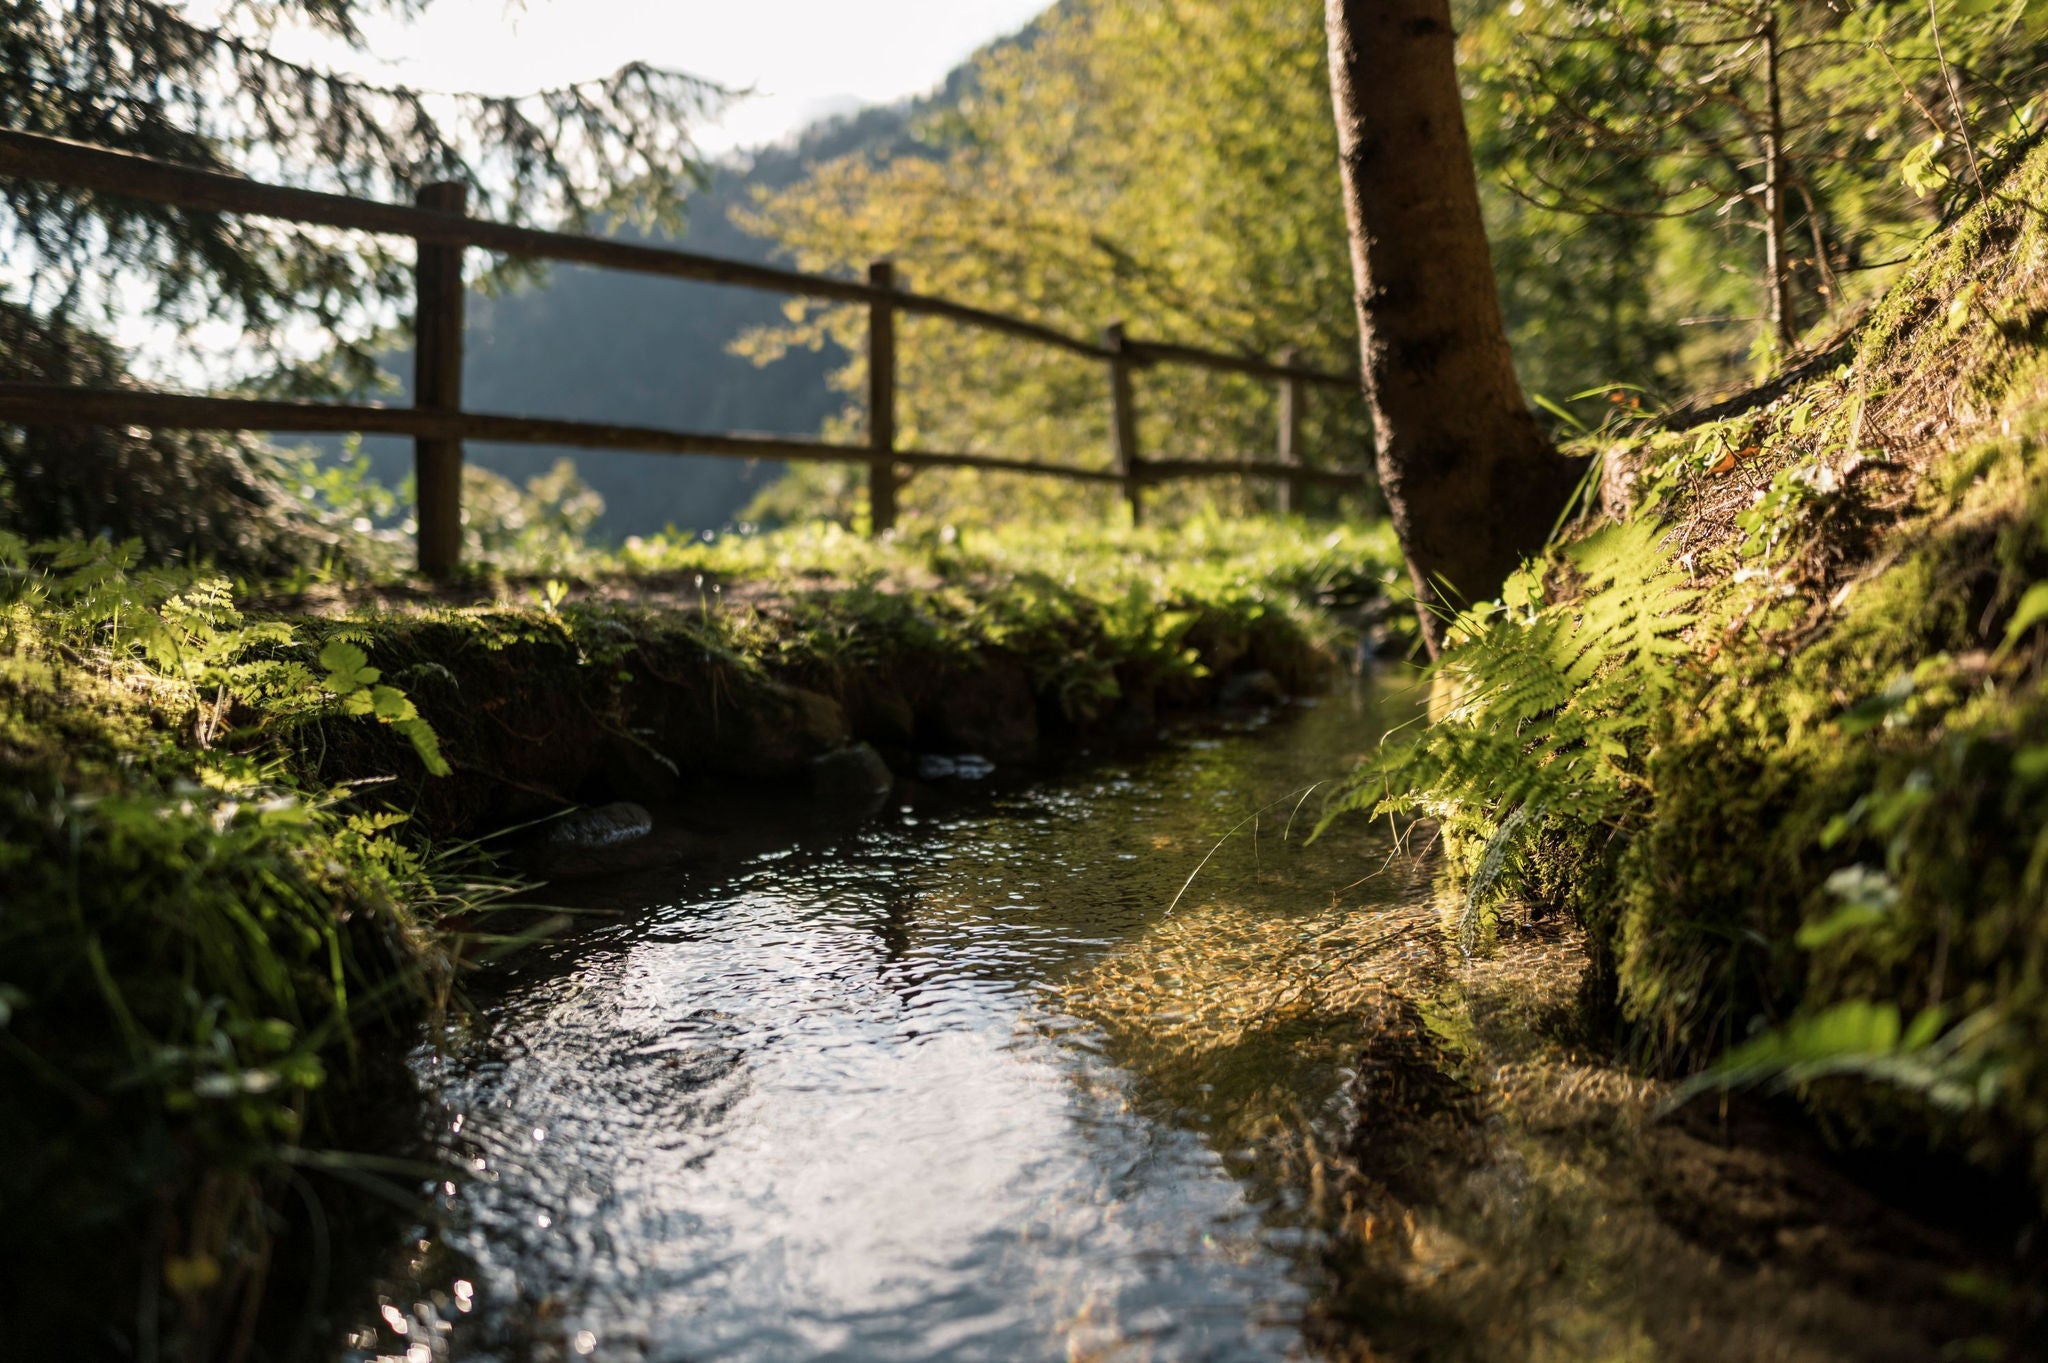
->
[327,678,2027,1363]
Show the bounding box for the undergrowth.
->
[0,534,488,1360]
[617,513,1397,606]
[1324,138,2048,1204]
[614,514,1404,715]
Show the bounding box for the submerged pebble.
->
[918,752,997,781]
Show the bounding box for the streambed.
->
[328,680,2024,1363]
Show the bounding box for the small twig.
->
[1927,0,1988,206]
[1166,786,1320,916]
[1281,779,1328,843]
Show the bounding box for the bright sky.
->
[280,0,1054,153]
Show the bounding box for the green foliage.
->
[735,0,1376,526]
[627,512,1397,672]
[1464,0,2048,390]
[0,538,486,1352]
[0,535,451,773]
[1345,460,2047,1176]
[0,302,339,575]
[288,435,405,532]
[602,514,1402,730]
[274,444,616,580]
[459,457,609,572]
[1673,1002,2009,1114]
[318,638,450,775]
[729,0,2048,502]
[0,1,729,578]
[1319,518,1698,869]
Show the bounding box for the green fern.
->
[1666,1001,2007,1115]
[1322,519,1699,930]
[0,539,450,776]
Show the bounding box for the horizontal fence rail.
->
[0,129,1370,573]
[0,381,1371,489]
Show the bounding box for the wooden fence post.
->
[414,180,467,577]
[867,260,898,536]
[1103,322,1143,527]
[1276,345,1305,516]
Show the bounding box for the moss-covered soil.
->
[1326,133,2048,1325]
[259,518,1400,840]
[1589,141,2048,1194]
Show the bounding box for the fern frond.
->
[1323,521,1700,900]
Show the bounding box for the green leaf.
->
[318,639,380,693]
[394,718,452,777]
[1901,132,1949,198]
[2012,745,2048,781]
[1997,582,2048,655]
[1838,671,1914,734]
[1670,1002,1998,1115]
[368,685,418,722]
[1797,865,1898,947]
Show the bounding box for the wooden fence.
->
[0,129,1367,575]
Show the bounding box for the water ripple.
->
[355,685,1423,1363]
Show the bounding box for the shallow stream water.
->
[336,684,1423,1362]
[330,679,2027,1363]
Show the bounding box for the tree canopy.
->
[738,0,2048,533]
[1464,0,2048,390]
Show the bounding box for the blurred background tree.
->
[1461,0,2048,403]
[734,0,1379,529]
[0,0,726,566]
[734,0,2047,529]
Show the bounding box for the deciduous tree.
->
[1471,0,2048,377]
[739,0,1374,527]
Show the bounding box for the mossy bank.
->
[272,518,1400,839]
[1331,135,2048,1221]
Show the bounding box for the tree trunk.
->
[1760,3,1797,353]
[1325,0,1583,655]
